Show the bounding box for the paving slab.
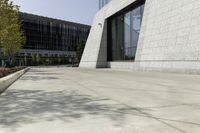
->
[0,67,200,133]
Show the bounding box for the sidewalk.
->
[0,67,200,133]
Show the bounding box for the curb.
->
[0,67,30,94]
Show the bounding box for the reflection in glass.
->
[109,4,144,61]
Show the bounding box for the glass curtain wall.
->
[99,0,111,9]
[108,3,145,61]
[21,19,90,52]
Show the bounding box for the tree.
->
[76,40,86,62]
[36,54,41,65]
[0,0,25,67]
[31,54,37,65]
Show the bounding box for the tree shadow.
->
[0,89,143,129]
[20,69,60,81]
[20,76,59,81]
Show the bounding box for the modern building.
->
[80,0,200,73]
[99,0,111,9]
[1,12,90,66]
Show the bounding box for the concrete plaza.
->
[0,67,200,133]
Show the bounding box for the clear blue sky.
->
[12,0,99,25]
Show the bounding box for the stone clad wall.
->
[80,0,138,68]
[136,0,200,71]
[80,0,200,73]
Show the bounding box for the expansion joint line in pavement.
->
[64,74,195,133]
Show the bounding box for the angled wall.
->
[80,0,138,68]
[80,0,200,73]
[79,11,107,68]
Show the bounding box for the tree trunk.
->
[7,49,15,68]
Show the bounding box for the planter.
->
[0,67,30,94]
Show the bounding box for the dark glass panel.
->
[20,13,90,52]
[108,3,145,61]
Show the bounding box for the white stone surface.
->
[80,0,138,68]
[136,0,200,71]
[80,0,200,73]
[1,67,200,133]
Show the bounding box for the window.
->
[107,2,145,61]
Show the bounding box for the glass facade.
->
[107,3,144,61]
[20,13,90,52]
[99,0,111,9]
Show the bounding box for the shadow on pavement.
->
[20,69,60,81]
[0,89,141,129]
[20,76,59,81]
[0,68,193,132]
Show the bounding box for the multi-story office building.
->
[11,12,90,66]
[99,0,111,9]
[80,0,200,74]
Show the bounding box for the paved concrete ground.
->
[0,67,200,133]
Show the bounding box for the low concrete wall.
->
[0,67,30,94]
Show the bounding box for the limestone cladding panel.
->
[136,0,200,70]
[79,0,137,68]
[80,0,200,72]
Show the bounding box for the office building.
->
[80,0,200,74]
[13,12,90,66]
